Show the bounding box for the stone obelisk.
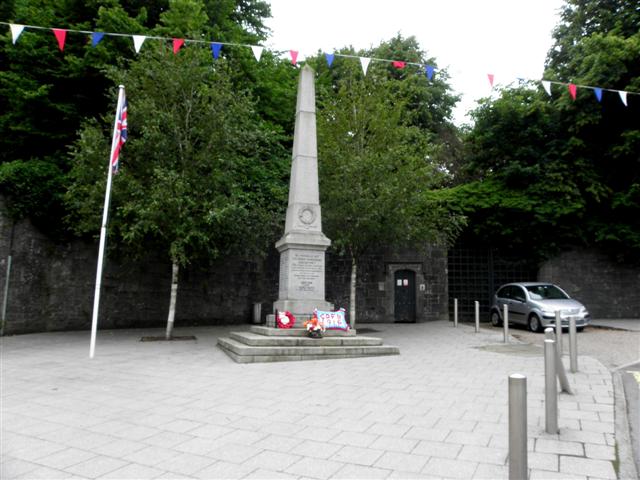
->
[273,64,333,317]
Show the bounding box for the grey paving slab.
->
[559,455,617,479]
[333,463,392,479]
[1,321,625,480]
[98,462,166,479]
[421,457,479,478]
[373,451,429,473]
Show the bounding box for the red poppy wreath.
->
[276,310,296,329]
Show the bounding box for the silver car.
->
[490,282,590,332]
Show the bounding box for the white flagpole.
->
[90,85,125,359]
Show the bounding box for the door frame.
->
[386,263,425,322]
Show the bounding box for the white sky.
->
[264,0,565,125]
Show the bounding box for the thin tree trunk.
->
[165,261,179,340]
[350,255,357,329]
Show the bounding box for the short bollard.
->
[545,327,554,341]
[454,298,458,327]
[503,304,509,343]
[544,328,573,394]
[509,374,528,480]
[545,339,558,434]
[555,310,563,356]
[569,317,578,373]
[474,300,480,333]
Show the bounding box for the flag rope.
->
[1,21,638,101]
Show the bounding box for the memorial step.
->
[250,326,356,337]
[217,337,399,364]
[230,331,382,347]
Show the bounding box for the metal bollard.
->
[544,329,573,394]
[544,339,558,434]
[454,298,458,327]
[503,304,509,343]
[555,311,563,356]
[569,317,578,373]
[509,374,528,480]
[475,301,480,333]
[545,327,554,340]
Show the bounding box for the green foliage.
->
[459,0,640,261]
[1,0,283,245]
[316,57,464,259]
[66,44,288,266]
[0,159,66,233]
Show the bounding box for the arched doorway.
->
[394,269,416,322]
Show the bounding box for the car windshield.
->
[525,285,569,300]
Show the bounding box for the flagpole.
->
[90,85,125,359]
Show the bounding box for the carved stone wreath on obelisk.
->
[272,64,333,318]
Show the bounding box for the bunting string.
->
[2,21,638,107]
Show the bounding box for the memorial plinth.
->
[273,64,333,316]
[217,65,401,362]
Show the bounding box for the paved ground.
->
[1,321,633,479]
[500,321,640,371]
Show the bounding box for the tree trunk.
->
[349,255,357,329]
[165,261,179,340]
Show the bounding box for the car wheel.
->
[490,311,501,327]
[577,327,584,332]
[528,314,542,333]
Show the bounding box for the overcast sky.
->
[264,0,565,125]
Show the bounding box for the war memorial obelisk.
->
[273,64,333,318]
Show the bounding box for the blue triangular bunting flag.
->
[210,42,222,59]
[425,65,435,81]
[594,87,603,102]
[91,32,104,47]
[325,53,334,67]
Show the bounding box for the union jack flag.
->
[111,93,127,174]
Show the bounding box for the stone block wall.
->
[1,193,449,334]
[325,247,449,323]
[538,249,640,318]
[0,199,265,335]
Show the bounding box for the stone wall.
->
[1,197,448,335]
[325,247,449,323]
[0,199,264,335]
[538,249,640,318]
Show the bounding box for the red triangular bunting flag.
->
[52,29,67,51]
[487,74,495,88]
[290,50,298,65]
[173,38,185,54]
[568,83,577,100]
[392,61,406,69]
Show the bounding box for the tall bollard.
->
[509,374,528,480]
[545,329,573,394]
[555,311,563,356]
[545,339,558,434]
[454,298,458,327]
[569,317,578,373]
[503,304,509,343]
[475,301,480,333]
[545,327,554,341]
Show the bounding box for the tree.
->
[0,0,282,232]
[66,38,288,338]
[316,57,463,325]
[456,0,640,261]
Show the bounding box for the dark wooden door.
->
[394,270,416,322]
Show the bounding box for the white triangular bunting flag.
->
[251,46,263,61]
[10,24,25,44]
[542,80,552,96]
[360,57,371,75]
[618,90,628,106]
[132,35,146,53]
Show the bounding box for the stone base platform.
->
[218,326,399,363]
